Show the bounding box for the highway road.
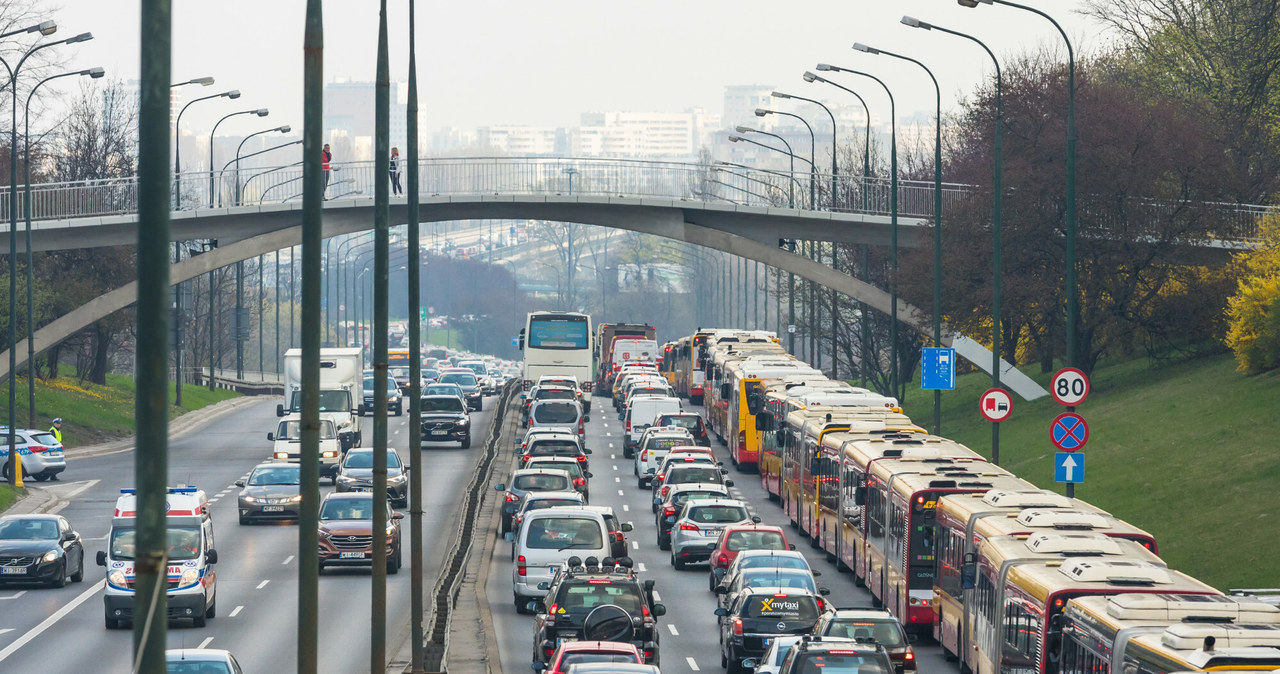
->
[486,400,954,674]
[0,395,499,673]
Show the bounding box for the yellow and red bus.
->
[719,355,820,470]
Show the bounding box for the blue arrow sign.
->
[1054,452,1084,484]
[921,347,956,390]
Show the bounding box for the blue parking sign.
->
[921,348,955,390]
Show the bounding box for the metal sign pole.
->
[406,0,426,669]
[370,3,391,671]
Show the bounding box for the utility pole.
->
[370,3,391,671]
[406,1,425,668]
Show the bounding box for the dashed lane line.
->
[198,637,214,649]
[686,656,700,671]
[622,505,629,512]
[0,581,103,663]
[229,605,244,617]
[637,562,647,572]
[614,477,620,483]
[653,590,662,601]
[631,541,639,550]
[617,490,624,496]
[612,465,618,471]
[256,580,270,590]
[282,555,294,565]
[667,624,679,636]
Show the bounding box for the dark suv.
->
[530,557,667,667]
[654,413,711,447]
[715,586,826,673]
[764,635,895,674]
[420,394,472,448]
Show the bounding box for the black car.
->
[420,394,472,448]
[361,375,403,416]
[716,587,825,673]
[530,557,666,666]
[654,412,711,447]
[334,448,410,507]
[437,371,482,411]
[236,462,303,524]
[0,514,85,588]
[764,636,895,674]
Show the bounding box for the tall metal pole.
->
[297,1,323,671]
[135,1,171,670]
[371,3,391,671]
[207,264,215,391]
[274,250,281,377]
[259,254,265,380]
[406,1,425,668]
[235,261,245,378]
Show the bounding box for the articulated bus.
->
[758,379,849,498]
[659,342,677,387]
[720,356,821,470]
[703,341,789,438]
[519,311,594,403]
[1057,593,1280,673]
[966,557,1219,674]
[932,489,1161,659]
[860,458,1028,631]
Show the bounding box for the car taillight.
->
[816,598,825,612]
[904,649,915,661]
[738,431,746,451]
[28,445,49,453]
[573,477,585,487]
[716,553,730,568]
[505,492,520,502]
[522,454,530,463]
[733,618,743,636]
[639,450,647,461]
[663,506,675,516]
[660,486,670,498]
[576,455,587,463]
[614,532,624,541]
[625,419,631,433]
[656,473,665,482]
[678,523,699,531]
[517,555,527,576]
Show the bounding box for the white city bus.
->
[520,311,594,409]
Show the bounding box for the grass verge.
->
[0,374,239,446]
[901,352,1280,590]
[0,485,22,513]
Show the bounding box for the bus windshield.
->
[529,316,589,349]
[909,500,939,589]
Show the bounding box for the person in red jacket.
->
[321,143,332,199]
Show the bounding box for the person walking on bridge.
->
[321,143,333,200]
[389,147,402,196]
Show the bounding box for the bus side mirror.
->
[810,458,821,476]
[720,384,731,400]
[961,552,977,590]
[854,486,866,506]
[755,415,770,432]
[276,404,285,417]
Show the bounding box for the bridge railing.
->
[0,156,1271,241]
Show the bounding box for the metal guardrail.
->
[0,155,1269,241]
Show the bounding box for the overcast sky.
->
[50,0,1110,136]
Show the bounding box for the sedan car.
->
[495,469,575,534]
[236,462,303,524]
[360,375,403,416]
[316,492,403,574]
[334,448,410,507]
[165,648,245,674]
[669,499,757,569]
[437,370,483,411]
[0,514,84,587]
[420,394,472,448]
[813,608,917,672]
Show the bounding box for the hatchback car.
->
[812,608,917,672]
[709,524,794,589]
[335,448,409,507]
[767,636,895,674]
[669,499,757,569]
[654,412,711,446]
[236,462,302,524]
[0,514,84,587]
[655,483,731,549]
[521,434,591,471]
[524,457,592,500]
[316,492,403,574]
[0,427,66,482]
[496,469,575,534]
[534,640,643,674]
[165,648,245,674]
[715,587,828,673]
[527,400,588,442]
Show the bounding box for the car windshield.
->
[727,531,786,552]
[389,367,410,379]
[823,619,906,647]
[744,594,820,620]
[674,491,725,507]
[425,385,460,396]
[529,440,580,456]
[791,654,891,673]
[687,505,749,524]
[523,498,581,512]
[526,461,583,478]
[277,420,336,440]
[513,474,571,491]
[166,660,232,674]
[319,498,375,520]
[109,525,202,561]
[533,404,579,424]
[739,554,809,571]
[558,583,644,615]
[668,467,721,484]
[363,377,398,392]
[422,369,438,379]
[0,518,58,540]
[291,389,350,413]
[740,569,815,592]
[423,398,465,413]
[646,438,688,451]
[658,415,703,432]
[440,373,477,386]
[343,451,402,469]
[248,466,300,486]
[524,517,603,550]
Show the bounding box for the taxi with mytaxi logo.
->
[714,586,829,673]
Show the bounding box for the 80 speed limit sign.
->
[1051,367,1090,406]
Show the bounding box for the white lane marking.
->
[0,629,10,637]
[282,555,295,565]
[637,562,647,572]
[0,591,26,600]
[617,490,624,496]
[82,535,107,541]
[229,605,244,617]
[632,541,639,550]
[256,580,270,589]
[653,590,662,601]
[612,465,618,471]
[198,637,214,649]
[0,581,102,663]
[622,504,629,512]
[47,502,68,515]
[208,499,219,504]
[609,443,614,449]
[605,432,612,436]
[227,484,238,490]
[614,477,620,483]
[54,479,99,501]
[686,656,700,671]
[611,454,616,460]
[667,624,679,636]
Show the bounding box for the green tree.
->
[1225,213,1280,372]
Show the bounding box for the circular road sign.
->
[979,388,1013,423]
[1051,367,1090,406]
[1050,412,1089,452]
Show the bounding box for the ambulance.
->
[96,486,218,629]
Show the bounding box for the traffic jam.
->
[493,316,1280,674]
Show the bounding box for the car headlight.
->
[321,450,338,458]
[318,529,330,540]
[108,571,127,586]
[289,494,303,502]
[388,474,406,485]
[336,475,355,484]
[42,549,59,563]
[386,523,396,535]
[242,495,256,503]
[457,417,470,426]
[181,569,199,586]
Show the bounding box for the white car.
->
[0,427,65,482]
[508,508,610,613]
[267,416,342,483]
[751,635,804,674]
[669,499,755,570]
[632,427,695,483]
[624,395,682,454]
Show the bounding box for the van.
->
[97,487,218,629]
[267,416,342,483]
[624,396,683,454]
[507,508,610,613]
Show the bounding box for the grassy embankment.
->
[899,353,1280,590]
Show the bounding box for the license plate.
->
[556,636,578,646]
[0,567,27,575]
[339,551,365,559]
[548,566,558,573]
[431,430,447,436]
[262,505,285,512]
[353,487,370,492]
[703,529,720,536]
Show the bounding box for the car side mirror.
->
[276,404,285,417]
[714,607,729,617]
[741,658,758,671]
[647,468,656,475]
[519,394,526,399]
[96,550,107,566]
[724,480,734,487]
[713,585,728,595]
[63,531,78,542]
[819,587,831,596]
[652,603,667,616]
[789,544,796,550]
[235,480,245,487]
[621,522,633,532]
[720,468,729,475]
[584,472,593,478]
[392,512,404,520]
[267,432,275,442]
[584,448,593,454]
[504,532,515,542]
[536,581,550,591]
[205,549,219,564]
[811,570,821,577]
[584,415,591,422]
[494,483,506,491]
[526,601,539,613]
[751,516,761,524]
[531,662,545,673]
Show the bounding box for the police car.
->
[0,427,66,482]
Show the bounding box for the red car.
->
[534,640,644,673]
[707,524,794,591]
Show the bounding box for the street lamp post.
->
[174,88,240,210]
[232,124,291,206]
[209,107,269,208]
[22,66,104,425]
[903,14,1006,463]
[815,63,899,397]
[853,41,944,434]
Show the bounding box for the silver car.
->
[669,499,757,570]
[0,427,66,482]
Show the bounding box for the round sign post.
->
[1051,367,1090,407]
[1050,412,1089,452]
[979,388,1013,423]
